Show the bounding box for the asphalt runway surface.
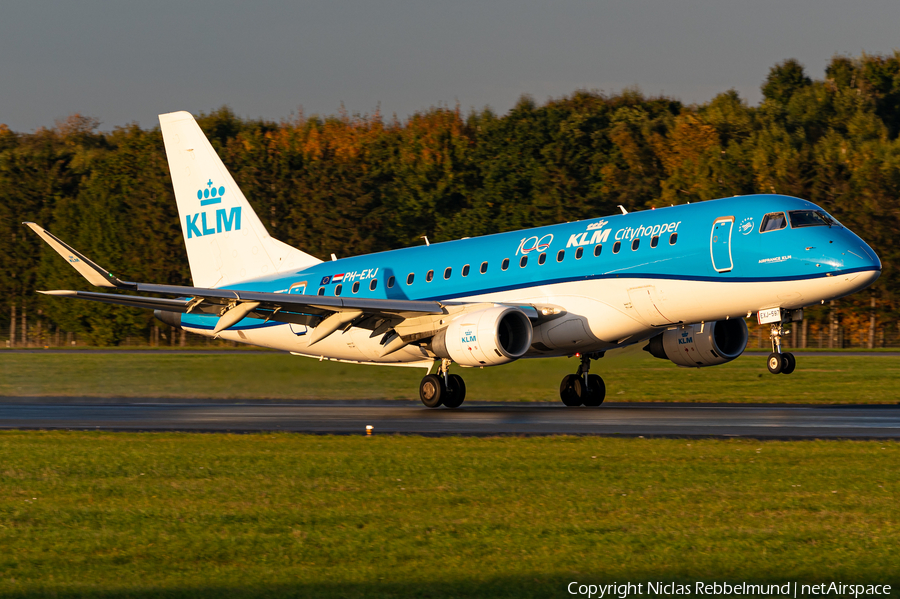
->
[1,400,899,439]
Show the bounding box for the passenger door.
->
[710,217,734,273]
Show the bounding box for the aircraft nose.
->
[829,235,881,294]
[843,239,881,273]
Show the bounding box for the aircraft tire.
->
[582,374,606,407]
[419,374,445,408]
[443,374,466,408]
[780,352,796,375]
[766,352,784,374]
[559,374,583,407]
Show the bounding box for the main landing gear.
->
[766,320,796,375]
[419,359,467,408]
[559,352,606,407]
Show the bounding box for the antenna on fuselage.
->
[618,205,628,215]
[421,236,430,246]
[331,253,337,261]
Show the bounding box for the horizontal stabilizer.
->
[38,290,190,312]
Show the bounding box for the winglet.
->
[23,222,135,289]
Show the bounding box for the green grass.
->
[0,432,898,598]
[2,350,900,403]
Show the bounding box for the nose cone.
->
[830,231,881,296]
[841,230,881,274]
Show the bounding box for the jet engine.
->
[431,306,533,367]
[644,319,748,367]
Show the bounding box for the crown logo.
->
[197,179,226,206]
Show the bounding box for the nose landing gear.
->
[766,319,796,375]
[419,359,466,408]
[560,352,606,407]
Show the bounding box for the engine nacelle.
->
[644,319,748,367]
[432,306,533,366]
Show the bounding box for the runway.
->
[2,400,899,439]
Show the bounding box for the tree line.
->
[3,53,900,347]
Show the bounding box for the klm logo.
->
[198,180,225,206]
[677,336,693,345]
[462,331,477,344]
[186,179,241,239]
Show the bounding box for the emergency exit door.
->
[710,217,734,273]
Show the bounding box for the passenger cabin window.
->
[669,232,678,245]
[426,270,434,282]
[335,284,343,296]
[760,212,787,233]
[369,279,377,291]
[613,241,621,254]
[650,235,659,248]
[406,273,415,285]
[575,247,583,259]
[387,276,395,288]
[501,258,510,271]
[593,245,602,257]
[352,281,360,294]
[480,261,488,274]
[462,264,470,277]
[789,210,839,228]
[632,238,640,251]
[519,256,527,268]
[317,287,325,295]
[444,267,452,280]
[538,252,546,265]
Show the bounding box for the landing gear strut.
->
[560,352,606,407]
[767,320,796,375]
[419,359,466,408]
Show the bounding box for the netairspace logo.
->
[566,581,892,598]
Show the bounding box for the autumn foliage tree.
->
[3,53,900,346]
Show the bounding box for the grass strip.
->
[0,432,898,597]
[3,351,900,403]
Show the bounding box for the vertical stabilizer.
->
[159,111,320,288]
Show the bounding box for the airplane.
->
[27,111,882,408]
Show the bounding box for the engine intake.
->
[432,306,533,366]
[644,319,748,367]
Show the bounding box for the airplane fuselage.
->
[179,194,881,366]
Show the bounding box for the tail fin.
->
[159,111,320,288]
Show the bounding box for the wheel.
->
[767,352,784,374]
[443,374,466,408]
[582,374,606,407]
[781,352,796,375]
[419,374,444,408]
[559,374,583,407]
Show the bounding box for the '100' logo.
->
[516,234,553,255]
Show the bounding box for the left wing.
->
[26,222,547,354]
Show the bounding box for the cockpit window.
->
[760,212,787,233]
[789,210,840,229]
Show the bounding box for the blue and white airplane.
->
[27,111,882,408]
